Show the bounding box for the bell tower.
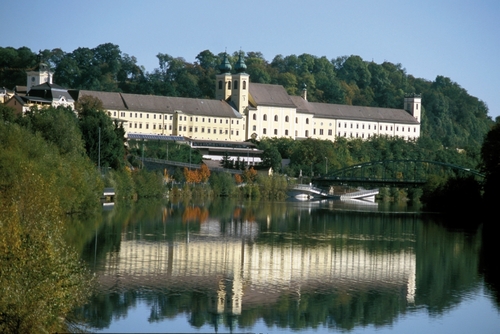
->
[231,52,249,115]
[27,61,53,92]
[404,94,422,122]
[215,53,232,101]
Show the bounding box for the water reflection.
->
[76,199,489,332]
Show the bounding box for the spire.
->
[219,52,232,74]
[234,51,247,73]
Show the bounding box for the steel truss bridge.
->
[313,159,484,187]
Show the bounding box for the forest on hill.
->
[0,43,494,152]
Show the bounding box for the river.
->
[73,198,500,333]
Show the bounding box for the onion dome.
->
[219,53,232,74]
[234,52,247,73]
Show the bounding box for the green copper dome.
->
[234,52,247,73]
[219,53,232,74]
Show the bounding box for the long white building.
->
[4,54,421,143]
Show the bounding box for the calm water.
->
[73,198,500,333]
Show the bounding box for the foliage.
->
[480,122,500,207]
[183,164,210,184]
[209,172,236,197]
[76,95,126,169]
[0,123,95,333]
[131,169,165,198]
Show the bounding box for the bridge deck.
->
[290,185,378,201]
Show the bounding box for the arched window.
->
[306,118,309,124]
[274,115,278,121]
[263,114,267,121]
[305,130,309,137]
[218,80,223,89]
[243,81,247,89]
[285,116,289,122]
[227,81,231,89]
[234,80,238,89]
[252,113,256,120]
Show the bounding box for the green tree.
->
[76,95,125,169]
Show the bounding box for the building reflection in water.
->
[98,207,416,317]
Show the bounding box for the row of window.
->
[338,123,416,132]
[113,111,243,125]
[218,80,247,90]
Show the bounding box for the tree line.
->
[0,44,494,151]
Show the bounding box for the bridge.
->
[289,184,379,201]
[313,159,484,187]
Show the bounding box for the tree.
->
[481,123,500,206]
[76,95,125,169]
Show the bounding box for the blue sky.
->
[2,0,499,119]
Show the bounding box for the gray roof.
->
[249,83,296,108]
[290,95,418,124]
[78,90,126,110]
[78,90,242,118]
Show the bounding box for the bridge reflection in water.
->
[99,217,416,316]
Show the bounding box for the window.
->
[153,124,156,130]
[140,113,142,118]
[228,81,231,89]
[146,124,149,129]
[226,119,228,124]
[274,129,278,135]
[154,114,156,119]
[351,123,353,129]
[225,129,228,134]
[170,115,173,120]
[135,113,137,118]
[202,118,205,122]
[208,128,211,134]
[243,81,246,89]
[345,123,347,128]
[319,129,324,135]
[130,113,132,117]
[252,125,256,131]
[274,115,278,121]
[183,126,186,131]
[179,126,182,131]
[219,80,223,89]
[236,130,239,135]
[234,80,238,89]
[220,119,223,124]
[146,114,149,119]
[356,124,359,129]
[202,127,205,133]
[296,117,298,123]
[313,129,316,135]
[190,117,192,121]
[305,130,309,137]
[219,129,223,134]
[139,123,142,129]
[189,127,192,132]
[253,113,256,120]
[306,118,309,124]
[285,130,288,135]
[285,116,289,122]
[113,111,116,117]
[208,118,211,123]
[263,128,267,134]
[169,125,172,130]
[328,129,332,136]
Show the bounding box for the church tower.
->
[230,52,250,115]
[404,94,422,122]
[215,53,232,101]
[27,61,53,92]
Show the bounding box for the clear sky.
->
[2,0,499,119]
